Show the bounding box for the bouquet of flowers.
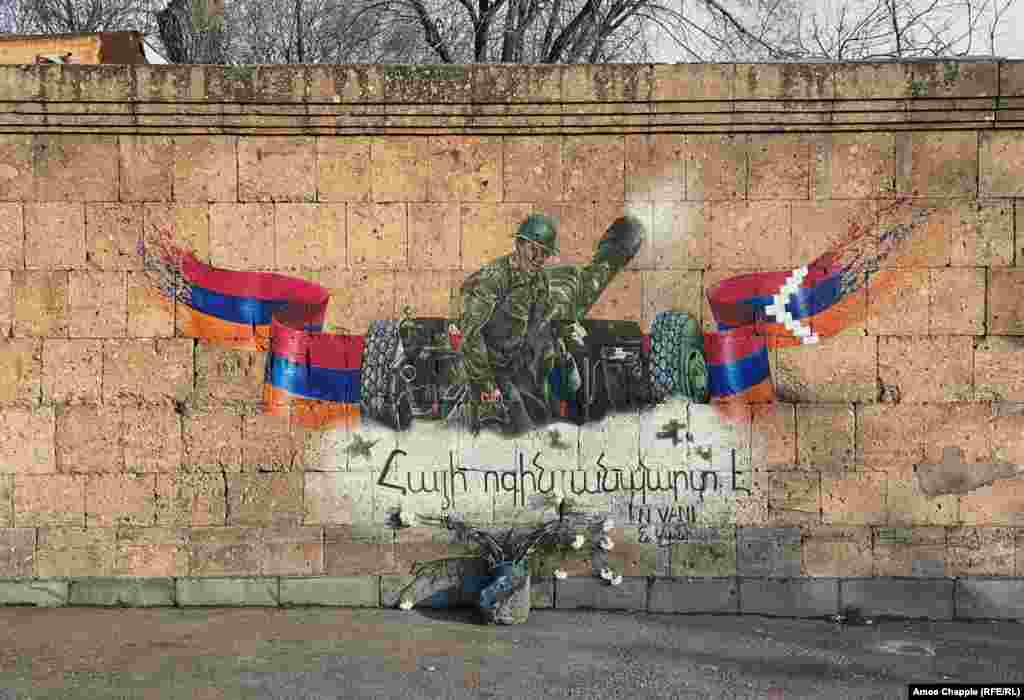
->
[416,500,604,568]
[394,493,624,620]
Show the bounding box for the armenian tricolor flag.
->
[143,240,363,430]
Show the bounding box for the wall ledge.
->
[1,575,1020,621]
[0,61,1020,136]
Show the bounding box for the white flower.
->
[601,519,614,533]
[570,534,585,550]
[610,574,623,586]
[599,567,614,581]
[398,599,414,610]
[598,536,614,551]
[554,569,568,580]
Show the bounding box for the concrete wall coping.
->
[0,60,1018,102]
[1,576,1020,621]
[0,61,1021,136]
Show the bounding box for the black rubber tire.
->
[649,310,706,402]
[360,320,412,430]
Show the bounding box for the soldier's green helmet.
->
[516,214,559,255]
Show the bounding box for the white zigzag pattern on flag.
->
[763,266,820,345]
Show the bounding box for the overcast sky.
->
[650,1,1024,62]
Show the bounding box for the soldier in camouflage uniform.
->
[457,213,645,435]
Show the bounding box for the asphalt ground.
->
[0,607,1022,699]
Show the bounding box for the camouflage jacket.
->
[457,254,624,393]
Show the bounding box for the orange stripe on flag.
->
[263,384,361,430]
[179,307,271,352]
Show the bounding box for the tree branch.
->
[544,0,599,62]
[407,0,455,61]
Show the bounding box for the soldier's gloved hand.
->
[563,321,587,347]
[594,215,645,270]
[480,387,503,403]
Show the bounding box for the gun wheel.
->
[360,320,412,430]
[684,349,710,404]
[650,310,703,402]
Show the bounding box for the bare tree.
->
[157,0,225,62]
[783,0,1017,61]
[10,0,161,34]
[223,0,388,63]
[3,0,1013,65]
[341,0,715,64]
[336,0,1015,64]
[986,0,1015,54]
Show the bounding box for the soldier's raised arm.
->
[548,215,646,321]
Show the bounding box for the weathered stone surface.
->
[0,529,34,577]
[735,63,833,100]
[648,577,738,614]
[303,472,374,526]
[261,526,323,577]
[737,528,802,578]
[652,64,734,101]
[102,339,194,406]
[225,473,303,527]
[769,470,821,523]
[0,579,67,607]
[841,578,954,620]
[872,527,947,578]
[176,577,279,607]
[981,132,1024,197]
[33,135,118,201]
[323,526,398,577]
[12,270,68,338]
[14,475,85,528]
[42,339,99,405]
[1,405,55,475]
[555,576,647,611]
[531,577,554,609]
[238,137,316,202]
[114,526,189,578]
[955,578,1024,620]
[68,578,175,607]
[382,65,473,104]
[186,527,261,576]
[947,527,1016,577]
[878,336,973,403]
[280,576,379,607]
[740,578,839,617]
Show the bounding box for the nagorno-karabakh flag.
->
[703,197,932,412]
[704,251,869,409]
[170,249,363,430]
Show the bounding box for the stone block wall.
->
[0,61,1023,615]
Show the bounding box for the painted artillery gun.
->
[358,308,708,433]
[357,215,709,433]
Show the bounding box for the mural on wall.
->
[137,191,962,535]
[140,196,933,435]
